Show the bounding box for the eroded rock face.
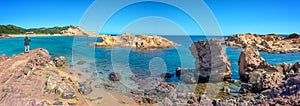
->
[90,32,179,50]
[184,39,232,82]
[225,33,300,53]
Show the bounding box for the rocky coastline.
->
[0,33,299,106]
[163,39,300,105]
[90,32,180,50]
[224,33,300,53]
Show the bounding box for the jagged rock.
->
[109,72,121,81]
[53,56,66,67]
[182,39,232,83]
[238,46,266,81]
[90,32,179,50]
[225,33,300,53]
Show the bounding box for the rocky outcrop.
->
[177,40,232,83]
[0,33,11,39]
[238,46,299,93]
[225,33,300,53]
[90,32,179,50]
[0,49,88,105]
[238,46,266,81]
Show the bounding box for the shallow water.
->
[0,36,299,81]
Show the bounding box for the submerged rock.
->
[109,72,121,81]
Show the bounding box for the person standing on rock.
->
[24,36,31,52]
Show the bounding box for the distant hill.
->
[0,24,76,35]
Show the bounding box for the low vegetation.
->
[0,24,76,35]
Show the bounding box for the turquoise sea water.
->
[0,36,299,80]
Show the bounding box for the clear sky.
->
[0,0,299,35]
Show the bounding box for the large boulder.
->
[183,39,232,83]
[238,46,266,81]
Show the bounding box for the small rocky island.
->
[90,32,179,50]
[225,33,300,53]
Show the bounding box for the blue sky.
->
[0,0,299,35]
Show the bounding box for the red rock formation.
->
[0,49,88,105]
[90,32,179,50]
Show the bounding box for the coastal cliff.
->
[225,33,300,53]
[90,32,179,50]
